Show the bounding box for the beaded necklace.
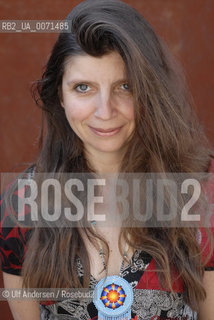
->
[91,220,134,320]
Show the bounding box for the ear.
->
[58,86,64,108]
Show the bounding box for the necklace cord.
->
[91,221,129,277]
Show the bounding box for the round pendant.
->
[93,275,133,320]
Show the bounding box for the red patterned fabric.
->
[136,258,184,292]
[0,188,31,275]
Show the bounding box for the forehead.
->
[62,51,127,81]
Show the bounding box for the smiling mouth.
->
[89,126,123,136]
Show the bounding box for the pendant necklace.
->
[91,221,134,320]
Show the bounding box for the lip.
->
[89,126,123,136]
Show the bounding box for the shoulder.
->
[0,167,35,275]
[198,228,214,270]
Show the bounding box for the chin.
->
[93,144,128,154]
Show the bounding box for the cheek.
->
[63,100,92,122]
[127,108,135,121]
[122,100,135,121]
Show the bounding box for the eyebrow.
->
[66,78,129,87]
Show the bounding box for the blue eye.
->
[75,84,90,92]
[121,83,130,90]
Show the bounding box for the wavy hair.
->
[6,0,214,311]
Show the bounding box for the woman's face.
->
[61,51,135,158]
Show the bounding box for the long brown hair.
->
[6,0,214,311]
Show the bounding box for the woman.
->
[1,0,214,319]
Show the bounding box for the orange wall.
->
[1,0,214,318]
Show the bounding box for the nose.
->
[94,91,117,120]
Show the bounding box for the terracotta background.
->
[0,0,213,318]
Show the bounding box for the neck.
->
[84,148,125,173]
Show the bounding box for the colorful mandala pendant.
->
[93,275,133,320]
